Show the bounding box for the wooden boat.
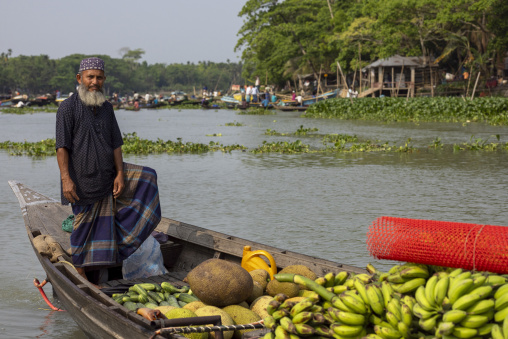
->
[8,180,365,339]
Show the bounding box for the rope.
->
[463,224,486,271]
[58,260,78,271]
[153,321,264,338]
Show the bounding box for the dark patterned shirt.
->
[56,93,123,205]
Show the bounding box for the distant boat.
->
[301,89,339,106]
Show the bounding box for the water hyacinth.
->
[305,97,508,125]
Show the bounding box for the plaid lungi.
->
[70,163,161,268]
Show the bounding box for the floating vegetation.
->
[224,121,244,126]
[305,97,508,125]
[0,106,59,114]
[1,132,506,156]
[251,140,311,154]
[236,108,275,115]
[265,125,320,137]
[0,139,57,156]
[205,133,222,137]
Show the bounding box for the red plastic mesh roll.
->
[366,216,508,274]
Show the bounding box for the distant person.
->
[255,76,260,91]
[246,85,252,103]
[291,91,296,101]
[252,85,259,102]
[55,57,161,286]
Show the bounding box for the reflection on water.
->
[1,108,508,337]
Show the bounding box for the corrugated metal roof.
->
[364,54,437,69]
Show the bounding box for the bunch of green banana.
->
[491,313,508,339]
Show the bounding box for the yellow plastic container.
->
[241,245,277,280]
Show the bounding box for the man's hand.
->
[113,173,125,198]
[62,177,79,203]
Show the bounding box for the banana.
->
[336,310,366,326]
[373,325,402,339]
[477,323,494,336]
[312,312,326,325]
[324,272,336,288]
[294,323,315,336]
[437,321,455,336]
[291,311,313,324]
[402,295,416,311]
[486,275,507,287]
[398,277,426,295]
[289,300,314,317]
[468,275,487,292]
[340,294,368,314]
[496,290,508,310]
[418,314,439,332]
[327,285,348,294]
[330,296,353,312]
[334,271,349,286]
[400,266,430,279]
[288,335,299,339]
[416,285,437,312]
[503,313,508,339]
[355,273,373,284]
[435,276,450,307]
[314,325,333,337]
[263,315,277,330]
[495,304,508,322]
[401,303,412,327]
[274,294,289,303]
[385,311,399,329]
[366,263,378,275]
[299,290,320,300]
[448,268,463,278]
[274,326,291,339]
[353,279,369,305]
[494,283,508,300]
[381,281,394,308]
[491,324,504,339]
[366,284,384,316]
[363,334,384,339]
[449,271,473,290]
[267,300,281,315]
[387,298,402,321]
[465,299,493,315]
[369,313,383,325]
[397,321,409,338]
[387,272,407,284]
[343,277,356,289]
[452,326,478,338]
[425,275,438,308]
[280,317,297,334]
[332,324,363,337]
[468,285,492,300]
[448,278,474,304]
[263,331,275,339]
[272,309,290,321]
[310,305,324,313]
[413,302,438,320]
[452,293,482,311]
[442,309,468,323]
[459,314,489,328]
[280,300,296,310]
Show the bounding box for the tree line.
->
[236,0,508,86]
[0,49,242,96]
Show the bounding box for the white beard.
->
[78,83,106,107]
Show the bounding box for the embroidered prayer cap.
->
[79,57,105,73]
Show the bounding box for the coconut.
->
[195,306,235,339]
[222,305,262,339]
[186,259,253,307]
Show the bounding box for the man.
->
[55,57,161,285]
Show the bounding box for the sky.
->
[0,0,246,65]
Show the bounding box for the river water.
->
[1,107,507,338]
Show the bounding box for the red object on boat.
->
[34,278,65,312]
[366,216,508,274]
